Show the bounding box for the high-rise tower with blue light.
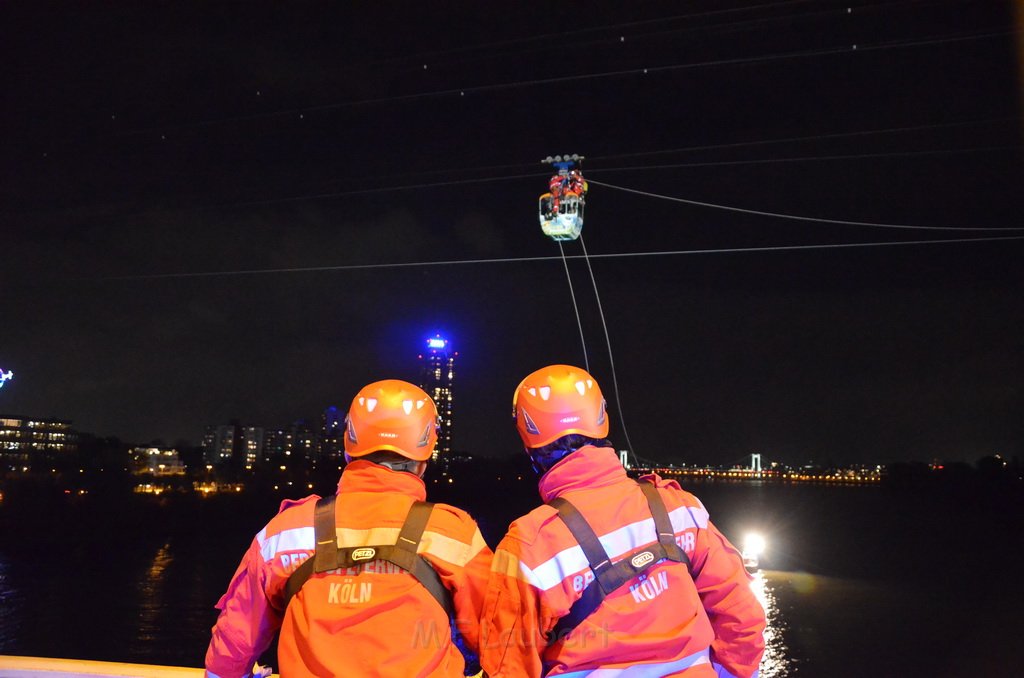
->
[418,334,455,461]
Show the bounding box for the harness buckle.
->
[630,550,655,568]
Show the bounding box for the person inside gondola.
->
[547,170,569,219]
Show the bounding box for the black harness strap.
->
[283,496,453,619]
[546,480,692,643]
[313,493,340,572]
[283,495,338,606]
[638,480,690,567]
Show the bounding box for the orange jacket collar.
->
[337,459,427,501]
[538,444,624,503]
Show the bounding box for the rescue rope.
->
[558,240,591,374]
[579,233,638,465]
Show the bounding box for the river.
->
[1,475,1021,676]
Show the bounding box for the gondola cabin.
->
[539,191,584,241]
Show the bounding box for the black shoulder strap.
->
[284,494,338,606]
[549,497,631,595]
[546,481,691,643]
[375,501,456,620]
[283,496,454,619]
[314,493,341,572]
[638,479,690,568]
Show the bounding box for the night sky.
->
[2,1,1021,467]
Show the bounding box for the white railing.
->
[0,656,279,678]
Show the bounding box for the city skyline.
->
[3,332,466,471]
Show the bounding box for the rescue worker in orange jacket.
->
[481,365,766,677]
[205,380,493,678]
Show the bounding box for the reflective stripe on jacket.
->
[205,460,493,678]
[480,446,765,678]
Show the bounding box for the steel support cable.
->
[118,27,1018,137]
[45,171,537,221]
[366,0,980,72]
[505,0,980,73]
[364,0,818,68]
[558,241,591,374]
[293,117,1014,194]
[267,143,1019,213]
[222,145,1012,215]
[586,179,1024,232]
[122,3,827,134]
[97,235,1024,281]
[579,233,637,464]
[46,141,1012,222]
[592,116,1019,163]
[205,142,1016,210]
[594,146,1018,172]
[594,144,1018,170]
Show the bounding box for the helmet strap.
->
[377,459,427,477]
[346,452,428,477]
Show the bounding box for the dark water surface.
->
[1,478,1021,676]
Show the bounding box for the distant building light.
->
[428,338,446,349]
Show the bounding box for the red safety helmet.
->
[513,364,608,449]
[344,380,438,461]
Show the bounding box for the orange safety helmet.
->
[344,379,438,461]
[513,364,608,449]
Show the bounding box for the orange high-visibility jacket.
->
[481,446,765,678]
[205,460,493,678]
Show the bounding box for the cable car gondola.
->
[539,154,587,241]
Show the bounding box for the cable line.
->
[558,240,591,374]
[588,179,1024,232]
[119,26,1017,137]
[307,115,1014,198]
[579,233,637,465]
[48,142,1009,221]
[363,0,819,67]
[119,2,825,134]
[97,235,1024,281]
[149,172,543,215]
[591,117,1019,163]
[628,28,1017,79]
[593,146,1018,173]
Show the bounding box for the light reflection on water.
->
[3,482,1017,674]
[751,570,793,678]
[137,542,173,644]
[2,540,796,672]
